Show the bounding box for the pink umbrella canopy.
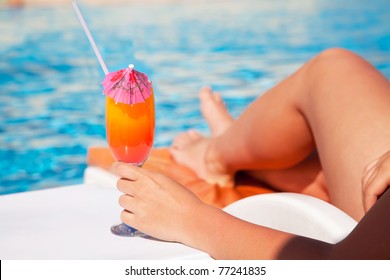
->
[102,64,153,105]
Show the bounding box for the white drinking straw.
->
[72,1,109,75]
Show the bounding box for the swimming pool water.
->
[1,0,389,194]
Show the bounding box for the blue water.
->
[0,0,389,194]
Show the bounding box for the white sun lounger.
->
[0,166,357,259]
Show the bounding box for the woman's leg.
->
[294,49,390,219]
[173,87,328,201]
[171,48,390,220]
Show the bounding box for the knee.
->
[317,47,358,60]
[296,48,376,104]
[311,48,369,72]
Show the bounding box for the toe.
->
[213,93,222,103]
[171,132,189,149]
[199,86,213,101]
[188,129,202,139]
[171,130,202,149]
[169,145,180,161]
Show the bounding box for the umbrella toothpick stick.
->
[72,1,109,75]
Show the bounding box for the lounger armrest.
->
[223,193,358,244]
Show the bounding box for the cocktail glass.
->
[107,90,155,237]
[72,1,155,237]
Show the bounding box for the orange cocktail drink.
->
[106,91,155,165]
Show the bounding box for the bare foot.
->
[170,132,234,187]
[199,87,233,137]
[170,88,235,187]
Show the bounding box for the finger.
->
[111,162,143,181]
[118,194,136,213]
[120,210,136,227]
[362,165,378,195]
[114,163,160,195]
[362,157,380,187]
[363,171,378,212]
[117,178,138,196]
[116,173,155,197]
[363,194,377,213]
[362,152,390,193]
[363,166,390,212]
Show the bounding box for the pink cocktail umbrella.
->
[102,64,153,105]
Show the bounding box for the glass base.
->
[111,223,147,237]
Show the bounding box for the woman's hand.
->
[111,162,205,243]
[362,151,390,212]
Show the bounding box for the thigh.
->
[247,151,329,201]
[296,49,390,220]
